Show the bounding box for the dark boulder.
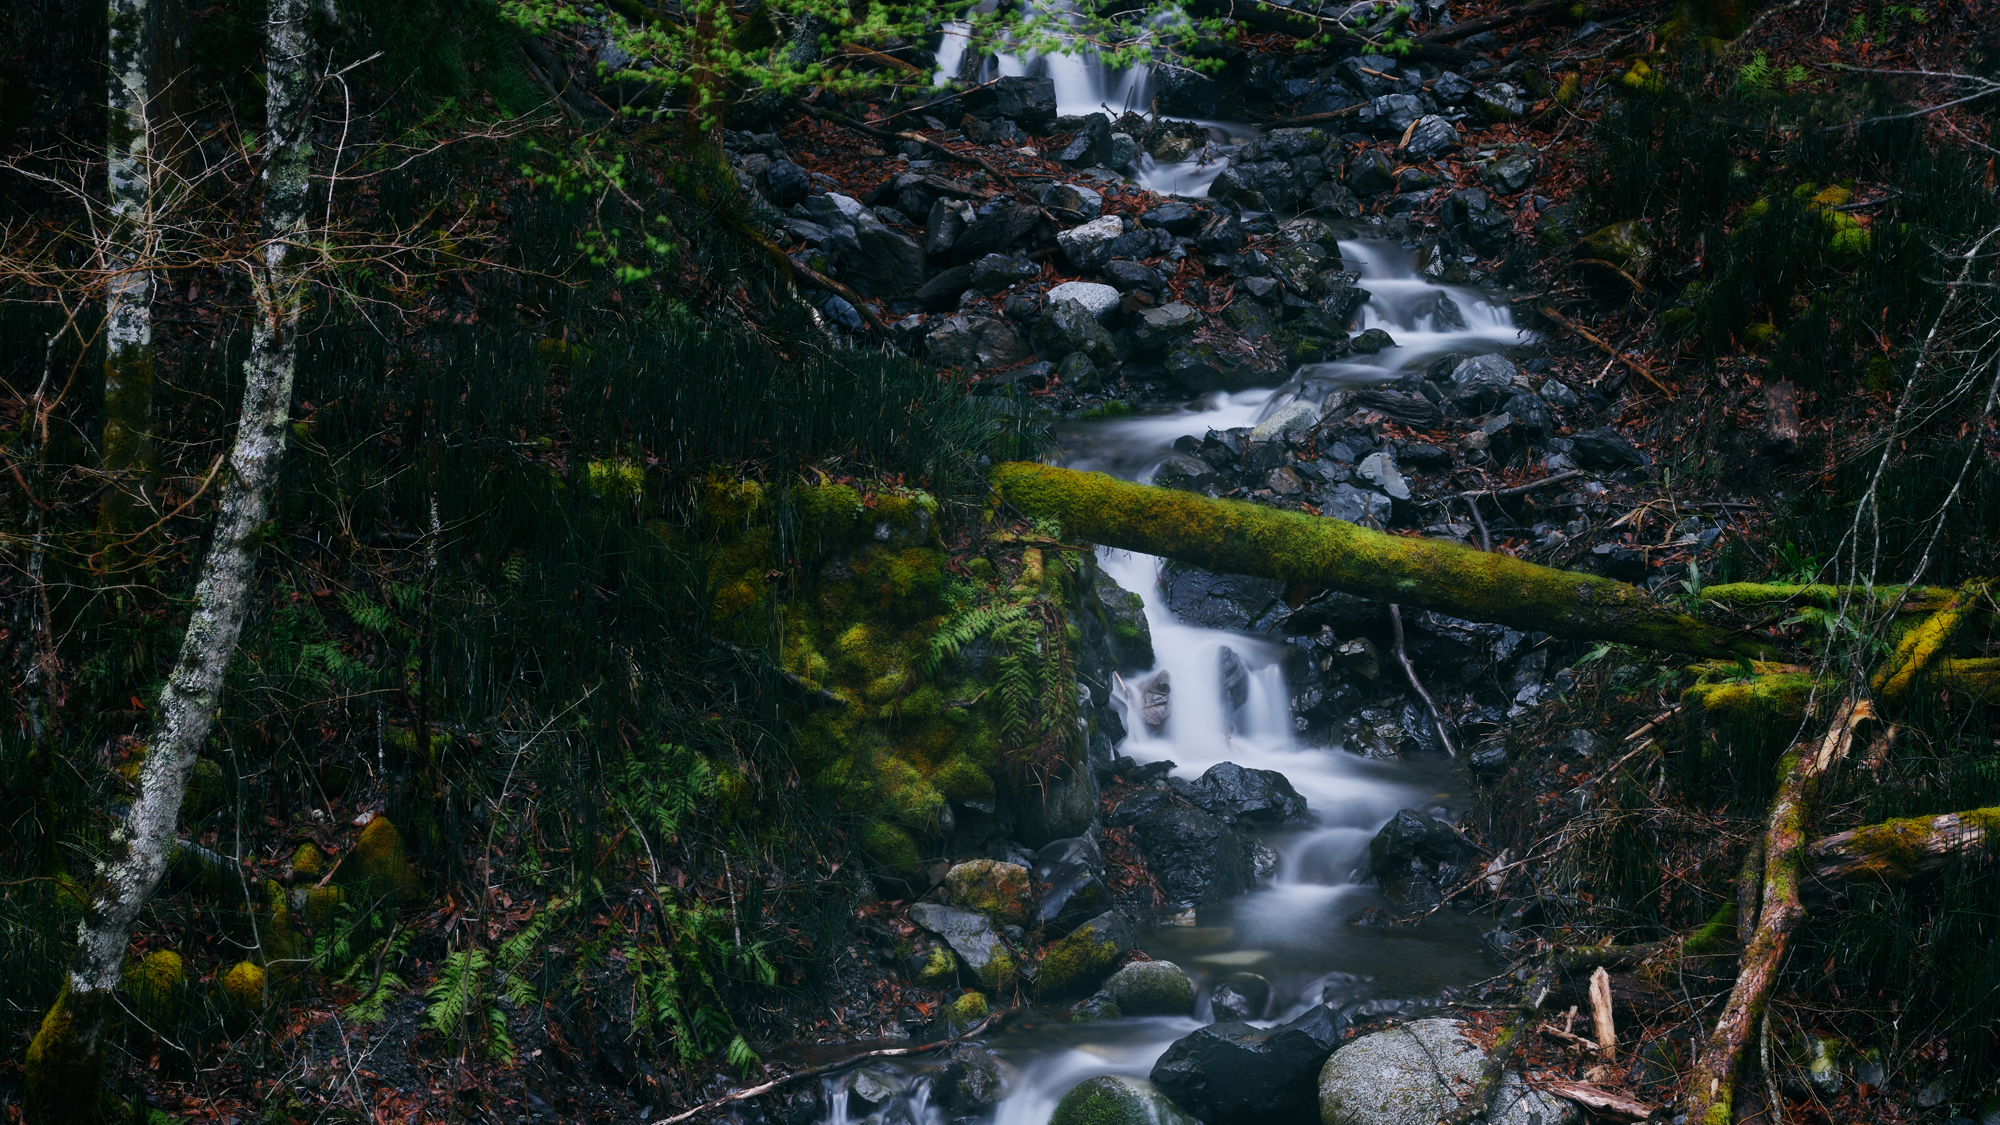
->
[1183,762,1310,826]
[1105,259,1166,293]
[952,201,1041,261]
[1032,299,1117,366]
[1149,1003,1343,1120]
[1346,150,1395,196]
[1217,646,1250,710]
[1141,200,1202,234]
[1209,972,1270,1021]
[964,76,1058,132]
[1136,808,1251,907]
[914,264,975,311]
[1034,836,1110,935]
[1572,426,1647,468]
[765,160,811,208]
[1107,787,1176,828]
[933,1045,1015,1119]
[1368,809,1476,910]
[1057,112,1116,167]
[1195,209,1245,254]
[1160,565,1285,632]
[969,253,1039,293]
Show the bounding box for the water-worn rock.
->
[1351,328,1397,354]
[1046,281,1122,320]
[1142,200,1201,233]
[1163,343,1249,394]
[1196,209,1245,254]
[1104,960,1195,1016]
[1579,219,1656,277]
[1096,570,1155,669]
[938,859,1035,929]
[1050,1075,1195,1125]
[1058,215,1127,272]
[1482,153,1535,195]
[1160,566,1285,632]
[1137,808,1250,907]
[1473,82,1527,123]
[1209,972,1270,1021]
[1105,259,1166,293]
[1318,1019,1579,1125]
[1033,300,1117,367]
[928,316,1031,370]
[1058,112,1116,167]
[1250,401,1321,441]
[969,253,1039,293]
[1217,645,1250,710]
[1442,188,1512,258]
[1450,353,1521,406]
[1038,909,1135,996]
[1017,764,1100,848]
[1368,809,1474,910]
[964,76,1059,132]
[1535,201,1581,247]
[933,1045,1016,1118]
[1152,1003,1343,1120]
[849,1068,905,1112]
[1572,426,1647,468]
[1153,453,1220,495]
[1182,762,1310,826]
[1034,836,1111,934]
[908,902,1018,989]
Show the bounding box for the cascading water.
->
[783,233,1528,1124]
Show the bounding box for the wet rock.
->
[1335,54,1403,97]
[742,1082,826,1125]
[1056,351,1099,390]
[1058,112,1116,167]
[1368,810,1475,910]
[805,193,928,296]
[1347,150,1396,196]
[1033,300,1117,366]
[1034,836,1110,934]
[1154,453,1220,495]
[1351,328,1397,354]
[1538,378,1581,408]
[1107,787,1176,828]
[964,76,1058,132]
[1468,740,1509,778]
[928,316,1031,370]
[1359,93,1424,135]
[1094,569,1154,670]
[1051,1075,1195,1125]
[953,201,1041,261]
[1222,301,1277,340]
[908,902,1019,989]
[1152,1003,1344,1120]
[938,859,1035,929]
[1046,281,1121,320]
[1483,153,1535,195]
[925,198,973,256]
[1535,201,1581,247]
[1056,215,1126,272]
[1160,566,1285,632]
[1321,484,1394,526]
[1215,160,1306,212]
[1442,188,1512,258]
[1109,132,1138,171]
[1142,200,1202,234]
[1162,343,1247,394]
[1182,762,1310,826]
[913,263,974,310]
[1318,1019,1579,1125]
[1579,220,1656,277]
[969,253,1039,293]
[1136,808,1251,907]
[1403,115,1459,159]
[1104,960,1196,1016]
[1218,646,1250,710]
[934,1045,1016,1118]
[1450,353,1522,407]
[1250,401,1321,441]
[1473,82,1528,123]
[1042,182,1105,224]
[1502,391,1554,437]
[1267,467,1304,495]
[1195,209,1245,254]
[849,1068,906,1112]
[1355,451,1410,500]
[1104,259,1166,294]
[1572,426,1647,468]
[1038,909,1136,996]
[1017,764,1100,848]
[1210,972,1270,1021]
[1318,273,1373,323]
[1140,673,1172,730]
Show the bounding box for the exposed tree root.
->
[1685,699,1872,1125]
[989,463,1788,659]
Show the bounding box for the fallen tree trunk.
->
[989,464,1787,660]
[1808,806,2000,885]
[1684,698,1872,1125]
[1873,581,1986,707]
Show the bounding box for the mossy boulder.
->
[291,842,326,881]
[303,884,348,930]
[1318,1018,1578,1125]
[944,990,990,1030]
[862,821,925,883]
[913,942,961,989]
[24,986,114,1121]
[1037,910,1135,998]
[939,859,1036,929]
[909,902,1019,991]
[121,950,186,1022]
[347,815,422,903]
[221,961,267,1011]
[1579,220,1656,278]
[1103,960,1195,1016]
[1095,572,1155,669]
[1049,1075,1196,1125]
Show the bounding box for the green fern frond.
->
[344,970,408,1022]
[726,1034,762,1077]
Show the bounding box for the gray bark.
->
[28,1,315,1111]
[101,0,157,530]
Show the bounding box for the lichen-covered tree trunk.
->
[989,464,1784,659]
[1808,807,2000,885]
[1684,698,1871,1125]
[23,3,314,1116]
[99,0,157,538]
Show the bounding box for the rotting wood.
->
[650,1008,1013,1125]
[1806,806,1999,886]
[989,463,1792,660]
[1685,698,1872,1125]
[1588,967,1616,1060]
[1764,380,1801,456]
[1537,1079,1655,1121]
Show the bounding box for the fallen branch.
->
[1807,806,1999,886]
[989,463,1791,659]
[1417,0,1567,44]
[650,1009,1012,1125]
[805,105,1013,186]
[1536,1079,1654,1121]
[1685,699,1872,1125]
[1538,306,1674,398]
[1391,603,1457,758]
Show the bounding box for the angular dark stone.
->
[964,76,1058,132]
[1149,1004,1343,1119]
[1573,426,1647,468]
[1034,836,1110,935]
[1135,808,1251,907]
[1182,762,1310,826]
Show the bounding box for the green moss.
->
[1742,322,1780,350]
[347,815,423,904]
[966,558,996,581]
[24,985,111,1122]
[304,885,348,930]
[861,821,923,880]
[914,943,959,988]
[1619,59,1665,94]
[182,758,228,821]
[1037,918,1124,998]
[584,459,646,504]
[1684,902,1737,954]
[122,950,186,1022]
[978,945,1018,991]
[292,842,326,881]
[933,754,996,805]
[940,859,1034,928]
[944,990,989,1028]
[221,962,267,1011]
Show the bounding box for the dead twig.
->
[1390,603,1457,758]
[1539,306,1674,398]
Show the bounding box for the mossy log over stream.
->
[990,464,1782,659]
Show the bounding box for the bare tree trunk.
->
[99,0,157,538]
[23,3,314,1117]
[1684,699,1871,1125]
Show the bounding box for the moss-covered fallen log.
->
[1808,807,2000,885]
[990,464,1785,659]
[1874,582,1986,707]
[1700,582,1959,614]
